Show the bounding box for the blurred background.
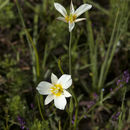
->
[0,0,130,129]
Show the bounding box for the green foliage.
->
[0,54,30,94]
[0,0,129,130]
[47,21,68,50]
[0,54,17,69]
[0,0,15,28]
[30,119,49,130]
[7,95,26,119]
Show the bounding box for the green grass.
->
[0,0,130,129]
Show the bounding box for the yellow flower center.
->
[65,14,77,23]
[51,84,63,96]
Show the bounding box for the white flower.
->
[54,1,92,32]
[36,73,72,110]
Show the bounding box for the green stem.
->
[68,32,79,129]
[58,120,61,130]
[15,0,40,80]
[98,10,119,90]
[25,30,40,78]
[0,0,9,10]
[68,32,73,129]
[58,58,64,74]
[100,89,104,105]
[118,86,127,130]
[74,105,78,130]
[69,32,72,75]
[37,95,45,122]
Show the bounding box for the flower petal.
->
[57,74,72,89]
[69,21,75,32]
[54,95,67,110]
[64,90,72,97]
[75,4,92,17]
[70,0,75,14]
[36,81,52,95]
[54,2,67,17]
[51,73,58,84]
[56,17,67,23]
[45,94,54,105]
[63,79,72,89]
[75,18,86,23]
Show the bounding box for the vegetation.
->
[0,0,130,129]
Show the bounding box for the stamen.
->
[51,84,63,96]
[65,14,77,23]
[65,15,69,23]
[73,14,77,21]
